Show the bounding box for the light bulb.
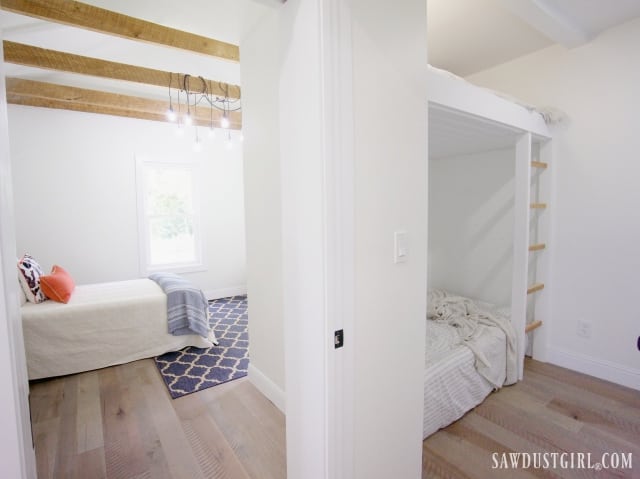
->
[208,127,215,139]
[193,140,203,153]
[184,113,193,126]
[176,125,184,137]
[226,139,233,150]
[166,107,176,122]
[220,115,230,129]
[239,132,244,142]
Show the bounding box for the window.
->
[136,158,203,274]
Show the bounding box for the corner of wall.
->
[248,363,286,413]
[204,285,247,300]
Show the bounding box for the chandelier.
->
[165,73,241,152]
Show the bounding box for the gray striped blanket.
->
[149,273,210,338]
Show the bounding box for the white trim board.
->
[0,37,37,479]
[511,132,532,381]
[248,364,286,413]
[547,347,640,391]
[204,285,247,300]
[427,66,551,139]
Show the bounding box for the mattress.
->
[22,279,212,379]
[423,304,508,439]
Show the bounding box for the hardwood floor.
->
[423,358,640,479]
[29,358,286,479]
[31,357,638,479]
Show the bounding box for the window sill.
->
[143,263,206,276]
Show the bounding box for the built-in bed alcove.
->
[423,66,554,438]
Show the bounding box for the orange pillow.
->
[40,265,75,303]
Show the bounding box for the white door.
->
[0,35,37,479]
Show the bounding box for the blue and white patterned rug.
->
[154,295,249,399]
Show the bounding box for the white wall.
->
[243,1,428,478]
[429,149,515,306]
[240,8,286,409]
[0,39,36,479]
[276,1,335,477]
[8,106,246,298]
[469,17,640,389]
[351,1,428,477]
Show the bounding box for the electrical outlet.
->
[577,320,592,339]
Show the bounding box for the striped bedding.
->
[423,294,511,439]
[149,272,210,338]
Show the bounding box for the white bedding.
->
[22,279,212,379]
[423,294,511,439]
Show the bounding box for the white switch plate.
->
[394,231,408,264]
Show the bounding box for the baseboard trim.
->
[204,285,247,300]
[248,364,286,413]
[547,347,639,390]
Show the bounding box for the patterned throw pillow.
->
[18,282,27,306]
[17,254,47,303]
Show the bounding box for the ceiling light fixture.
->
[166,72,177,122]
[166,73,241,152]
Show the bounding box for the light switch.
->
[394,231,408,264]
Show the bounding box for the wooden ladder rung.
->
[525,320,543,333]
[527,283,545,294]
[530,203,547,209]
[529,243,546,252]
[531,161,548,169]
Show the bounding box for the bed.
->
[22,278,213,380]
[427,63,557,381]
[423,289,517,438]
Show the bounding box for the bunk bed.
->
[424,65,555,438]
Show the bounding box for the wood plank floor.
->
[29,358,286,479]
[423,358,640,479]
[31,357,638,479]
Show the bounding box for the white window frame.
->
[135,155,205,275]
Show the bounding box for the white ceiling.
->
[3,0,640,105]
[428,0,640,159]
[4,0,640,86]
[428,0,640,77]
[0,0,274,99]
[52,0,271,45]
[549,0,640,37]
[427,0,553,77]
[429,105,524,159]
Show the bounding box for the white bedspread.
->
[423,290,515,439]
[424,319,504,438]
[427,290,518,387]
[22,279,212,379]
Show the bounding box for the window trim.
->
[135,155,205,276]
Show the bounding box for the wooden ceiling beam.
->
[3,41,241,99]
[0,0,240,61]
[6,77,242,129]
